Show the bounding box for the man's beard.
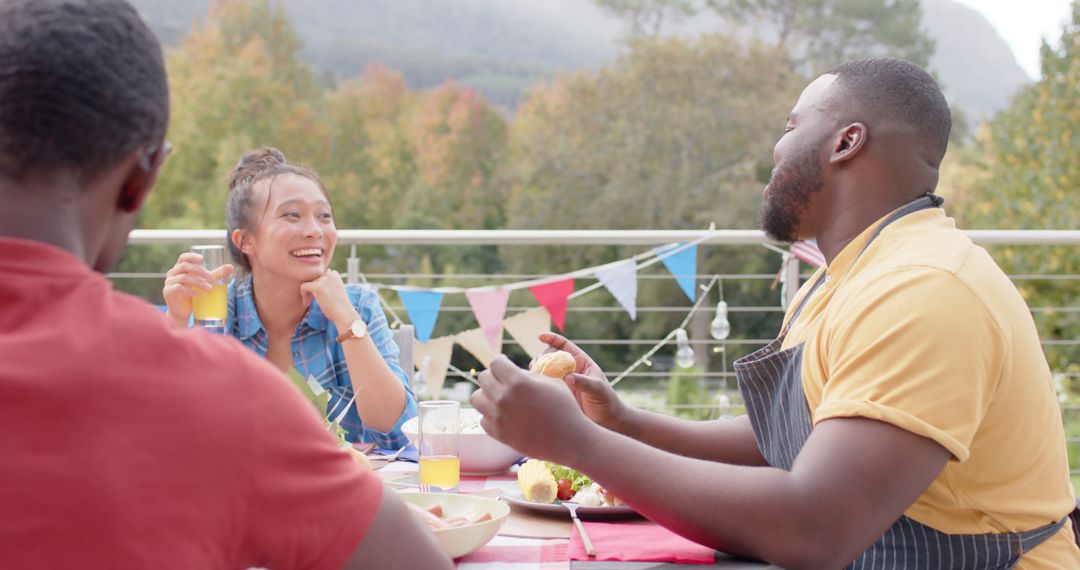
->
[760,146,823,243]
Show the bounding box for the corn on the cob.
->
[517,459,557,503]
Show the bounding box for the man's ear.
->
[116,148,165,213]
[830,122,867,164]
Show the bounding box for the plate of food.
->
[498,459,638,517]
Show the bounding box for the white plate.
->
[499,486,639,517]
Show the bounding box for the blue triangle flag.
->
[656,243,697,302]
[397,290,444,342]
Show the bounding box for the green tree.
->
[705,0,934,72]
[504,35,803,368]
[594,0,701,38]
[116,0,322,302]
[314,64,416,233]
[144,0,318,230]
[937,1,1079,373]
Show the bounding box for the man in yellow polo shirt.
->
[473,58,1080,568]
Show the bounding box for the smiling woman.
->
[162,147,417,447]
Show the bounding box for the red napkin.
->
[567,521,716,564]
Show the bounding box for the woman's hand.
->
[299,270,360,329]
[162,252,233,327]
[535,332,632,433]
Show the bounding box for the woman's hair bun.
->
[228,146,287,191]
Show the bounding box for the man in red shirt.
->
[0,1,450,568]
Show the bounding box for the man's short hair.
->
[827,58,951,164]
[0,0,168,181]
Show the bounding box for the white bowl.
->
[398,491,510,559]
[402,409,524,475]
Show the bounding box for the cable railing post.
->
[784,255,801,310]
[347,244,359,285]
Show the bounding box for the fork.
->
[328,394,356,427]
[562,502,596,557]
[374,445,410,462]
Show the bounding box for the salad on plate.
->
[516,459,625,507]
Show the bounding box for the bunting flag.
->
[595,259,639,320]
[397,290,444,342]
[413,337,454,399]
[465,288,510,350]
[656,243,698,302]
[790,240,825,268]
[455,327,500,368]
[503,308,551,358]
[528,278,574,331]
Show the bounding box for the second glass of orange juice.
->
[418,400,460,492]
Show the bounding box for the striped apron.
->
[734,194,1080,569]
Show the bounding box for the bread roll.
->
[529,350,576,380]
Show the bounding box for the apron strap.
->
[782,192,943,333]
[857,193,943,258]
[1071,499,1080,546]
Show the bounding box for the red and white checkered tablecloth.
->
[455,535,569,569]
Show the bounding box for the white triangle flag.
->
[455,327,500,368]
[413,337,454,399]
[503,308,551,358]
[595,259,638,320]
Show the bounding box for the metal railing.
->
[118,228,1080,470]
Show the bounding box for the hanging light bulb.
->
[674,328,696,369]
[710,300,731,340]
[717,393,732,418]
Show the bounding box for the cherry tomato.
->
[556,479,575,501]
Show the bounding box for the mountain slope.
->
[129,0,1030,123]
[921,0,1031,123]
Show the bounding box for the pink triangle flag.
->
[528,278,574,331]
[465,288,510,349]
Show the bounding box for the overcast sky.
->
[951,0,1074,79]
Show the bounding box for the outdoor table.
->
[375,461,778,569]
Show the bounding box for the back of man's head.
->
[0,0,168,182]
[827,58,951,166]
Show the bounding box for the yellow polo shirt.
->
[781,207,1079,568]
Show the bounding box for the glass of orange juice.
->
[191,245,227,333]
[418,400,460,493]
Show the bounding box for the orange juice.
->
[192,283,228,322]
[419,455,460,490]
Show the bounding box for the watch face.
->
[351,320,366,337]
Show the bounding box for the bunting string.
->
[566,229,711,300]
[360,223,715,343]
[610,275,720,386]
[376,223,714,295]
[433,275,722,387]
[354,224,723,393]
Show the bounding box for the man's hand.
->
[299,270,359,329]
[536,332,632,433]
[471,355,598,466]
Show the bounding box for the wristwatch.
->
[336,319,368,343]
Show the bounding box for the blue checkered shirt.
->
[227,275,416,448]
